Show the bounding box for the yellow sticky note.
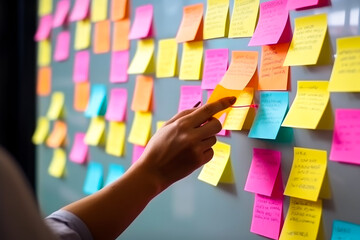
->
[48,148,66,178]
[74,20,91,50]
[179,41,203,80]
[128,39,155,74]
[38,0,52,16]
[284,147,327,201]
[156,121,166,131]
[282,81,330,129]
[128,111,152,146]
[106,121,126,157]
[85,117,106,146]
[283,14,328,66]
[32,117,50,144]
[47,92,65,120]
[38,40,51,67]
[198,141,233,186]
[328,36,360,92]
[280,198,322,240]
[91,0,108,22]
[156,39,178,78]
[228,0,259,38]
[204,0,230,39]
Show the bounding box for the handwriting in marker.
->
[231,104,258,109]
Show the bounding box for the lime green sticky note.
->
[47,92,65,120]
[85,117,106,146]
[32,117,50,144]
[128,39,155,74]
[38,39,51,67]
[48,148,66,178]
[38,0,52,16]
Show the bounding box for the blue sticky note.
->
[249,92,289,140]
[83,161,103,195]
[331,220,360,240]
[105,164,125,186]
[84,84,107,117]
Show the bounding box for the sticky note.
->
[245,148,281,196]
[176,3,204,43]
[105,88,127,122]
[287,0,326,10]
[74,20,91,50]
[32,117,50,144]
[328,36,360,92]
[284,147,327,201]
[179,41,203,80]
[91,0,108,22]
[128,112,152,146]
[84,117,106,146]
[330,109,360,165]
[69,0,90,22]
[249,0,291,46]
[38,0,52,16]
[201,49,228,90]
[156,38,178,78]
[46,121,67,148]
[127,39,155,74]
[37,67,51,96]
[203,0,229,39]
[178,86,202,113]
[131,75,153,112]
[280,198,322,240]
[198,141,234,186]
[93,20,111,54]
[249,92,289,140]
[112,19,130,51]
[228,0,259,38]
[74,82,90,112]
[111,0,129,21]
[48,148,66,178]
[38,39,52,66]
[220,51,258,90]
[69,132,88,164]
[282,81,330,129]
[331,220,360,240]
[283,14,328,66]
[156,121,166,131]
[34,15,53,41]
[47,92,65,120]
[132,144,146,164]
[259,43,290,90]
[110,50,129,83]
[105,164,125,186]
[83,162,103,195]
[128,4,153,39]
[54,30,70,61]
[85,84,107,117]
[53,0,70,28]
[106,121,126,157]
[73,50,89,82]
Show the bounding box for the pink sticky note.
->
[110,50,129,83]
[132,144,146,164]
[34,15,53,41]
[249,0,292,46]
[69,133,88,164]
[330,109,360,165]
[54,31,70,62]
[128,4,154,40]
[201,49,229,90]
[53,0,70,28]
[244,148,281,196]
[73,50,90,82]
[69,0,90,22]
[287,0,330,10]
[105,88,127,122]
[178,86,202,113]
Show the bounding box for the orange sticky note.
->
[131,75,153,112]
[112,19,130,51]
[111,0,129,21]
[220,51,258,90]
[46,121,67,148]
[94,20,111,54]
[176,3,204,43]
[37,67,51,96]
[74,82,90,111]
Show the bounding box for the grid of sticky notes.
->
[33,0,360,238]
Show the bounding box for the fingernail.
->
[193,101,201,108]
[229,96,236,105]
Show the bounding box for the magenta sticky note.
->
[249,0,292,46]
[73,50,90,82]
[244,148,281,196]
[52,0,70,28]
[287,0,329,10]
[330,109,360,165]
[201,49,229,90]
[132,144,146,164]
[69,0,90,22]
[105,88,127,122]
[110,50,129,83]
[54,31,70,62]
[128,4,154,40]
[34,15,53,41]
[178,85,202,113]
[69,133,88,164]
